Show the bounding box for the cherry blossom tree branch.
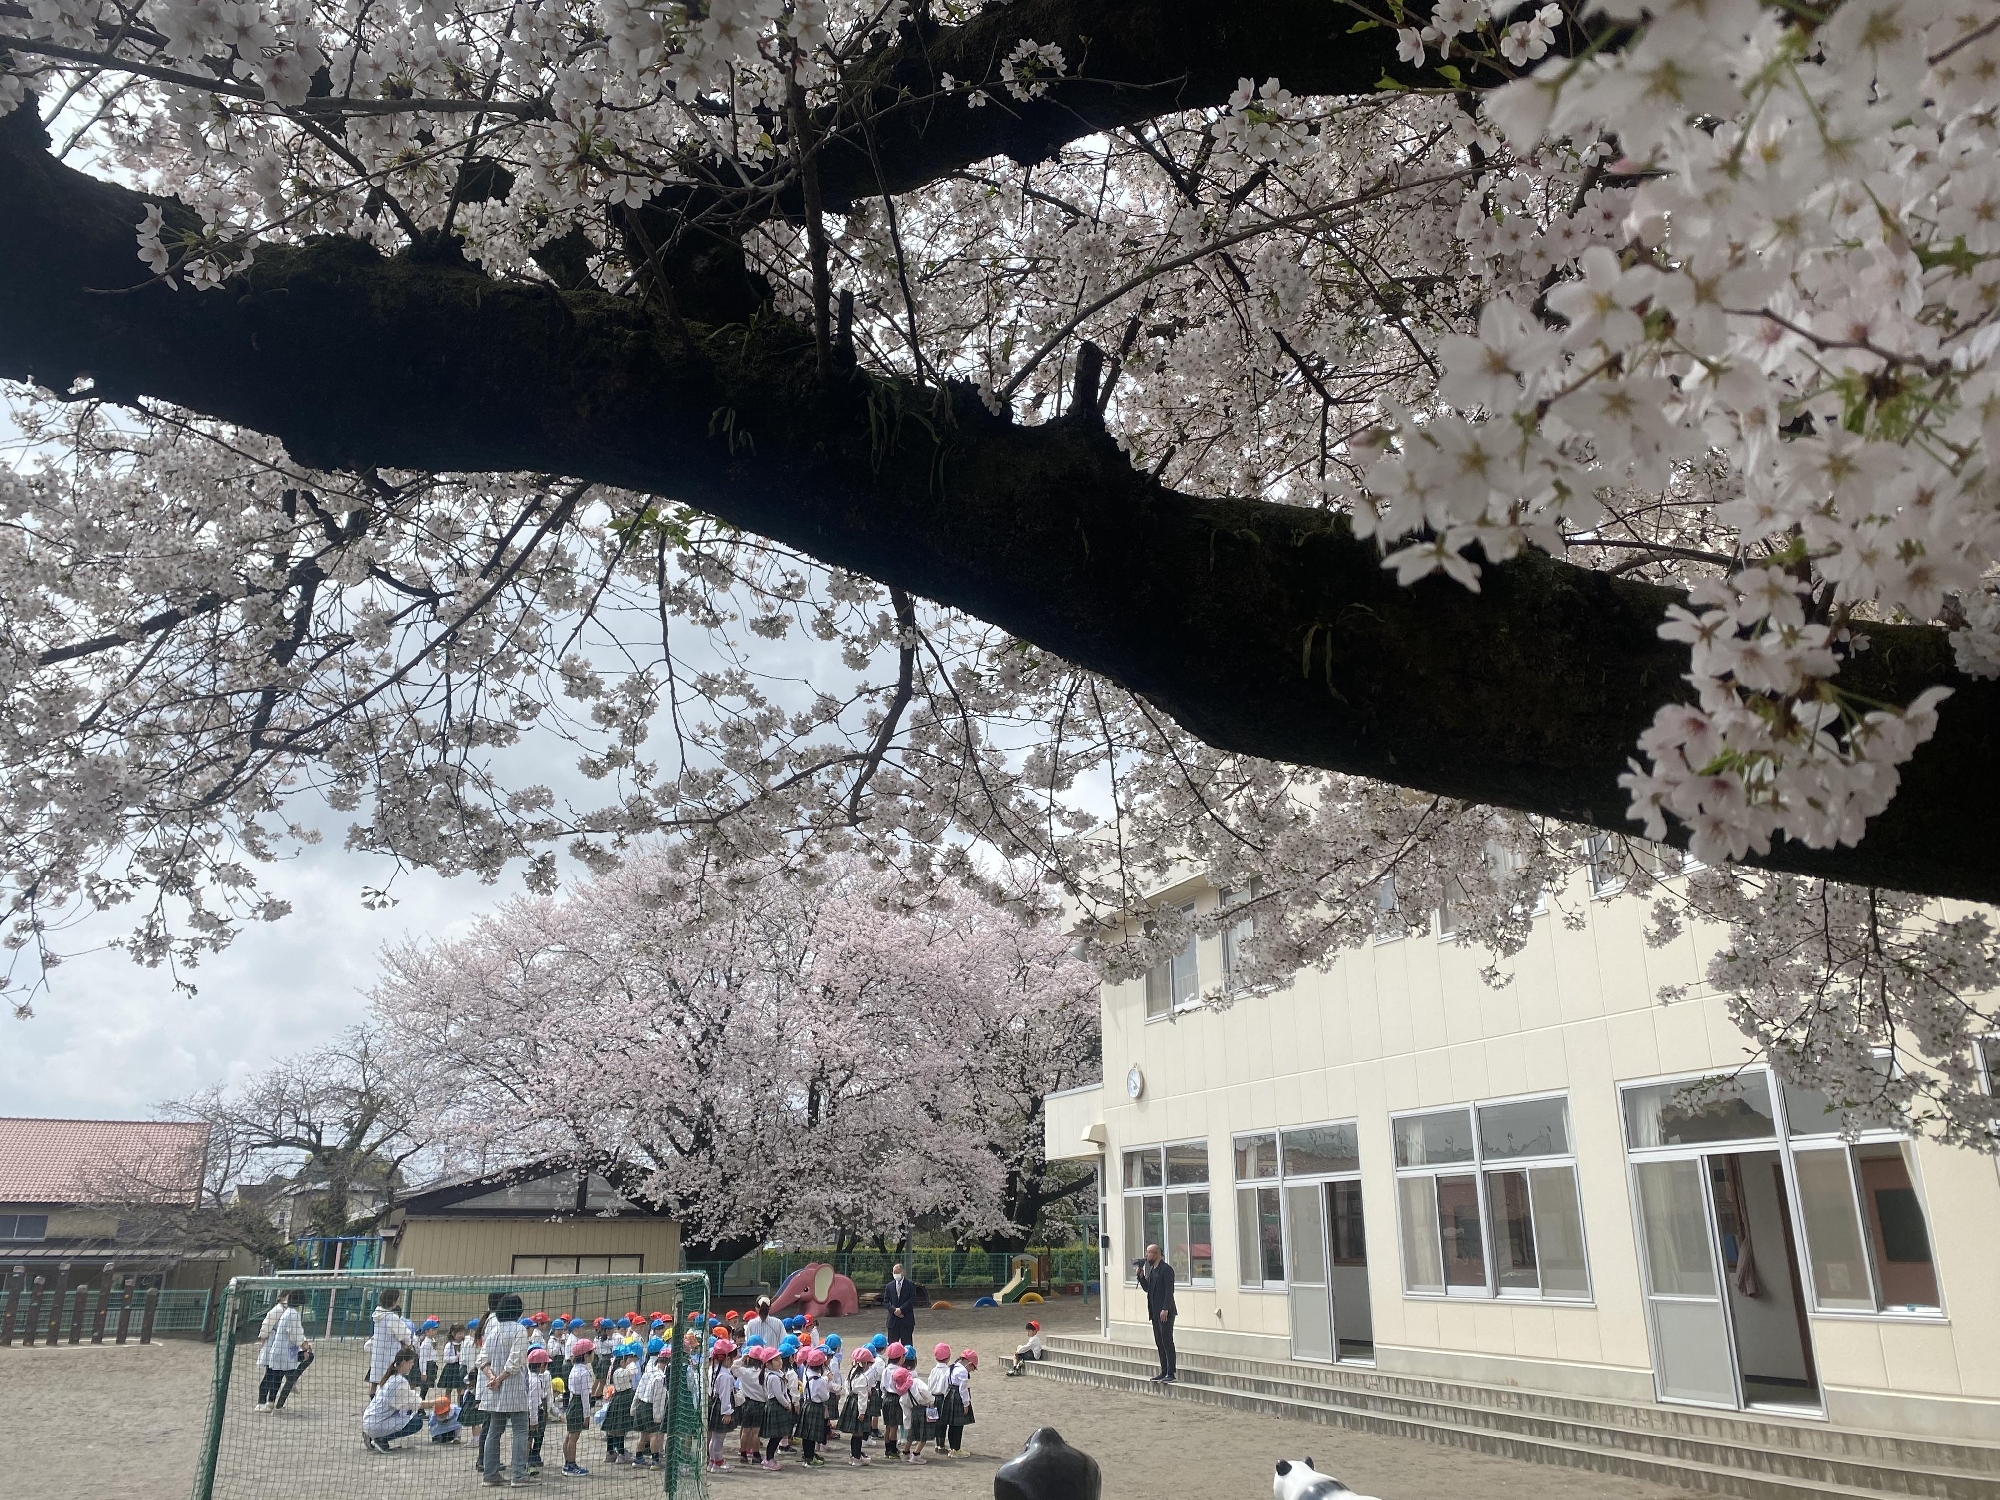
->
[3,101,1996,904]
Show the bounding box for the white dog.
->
[1272,1458,1381,1500]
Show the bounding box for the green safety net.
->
[192,1272,710,1500]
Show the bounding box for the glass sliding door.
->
[1632,1158,1738,1406]
[1327,1179,1373,1361]
[1284,1182,1333,1361]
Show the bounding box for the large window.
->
[1123,1141,1213,1285]
[1392,1094,1590,1301]
[0,1214,48,1241]
[1143,904,1199,1019]
[1232,1123,1362,1289]
[1621,1066,1944,1316]
[511,1255,643,1275]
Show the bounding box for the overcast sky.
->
[5,829,529,1120]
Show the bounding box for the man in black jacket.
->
[882,1261,917,1346]
[1137,1243,1177,1382]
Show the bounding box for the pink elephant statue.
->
[770,1262,860,1320]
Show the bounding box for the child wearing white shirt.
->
[365,1290,410,1394]
[1005,1320,1044,1376]
[362,1350,426,1452]
[525,1347,555,1471]
[706,1345,738,1472]
[417,1322,440,1396]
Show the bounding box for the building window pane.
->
[1286,1183,1325,1284]
[1144,1196,1166,1268]
[1394,1108,1475,1167]
[1436,1173,1487,1289]
[1234,1133,1278,1182]
[512,1256,547,1275]
[1124,1148,1162,1190]
[1145,964,1171,1019]
[1857,1142,1939,1310]
[1478,1097,1571,1160]
[1397,1175,1443,1293]
[1528,1166,1590,1299]
[1633,1159,1718,1298]
[1221,886,1255,990]
[1783,1055,1894,1136]
[1164,1141,1209,1186]
[1282,1122,1360,1176]
[1124,1196,1144,1283]
[1236,1188,1265,1287]
[1623,1073,1777,1147]
[1257,1186,1285,1282]
[2,1214,47,1241]
[1167,1195,1191,1281]
[1488,1170,1538,1294]
[1793,1147,1874,1310]
[1186,1191,1213,1282]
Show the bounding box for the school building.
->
[1042,864,2000,1485]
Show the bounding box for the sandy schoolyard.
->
[0,1297,1678,1500]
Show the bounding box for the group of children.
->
[333,1288,1030,1480]
[342,1290,709,1475]
[707,1325,977,1472]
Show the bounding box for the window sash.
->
[1625,1067,1944,1319]
[1233,1131,1278,1182]
[1394,1095,1586,1303]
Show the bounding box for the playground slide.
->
[996,1266,1028,1303]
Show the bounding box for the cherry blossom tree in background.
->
[372,852,1100,1260]
[3,0,2000,1143]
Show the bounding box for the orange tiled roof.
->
[0,1117,207,1204]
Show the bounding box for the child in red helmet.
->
[939,1350,977,1456]
[1005,1319,1044,1376]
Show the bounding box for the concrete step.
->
[1033,1337,2000,1500]
[1041,1333,2000,1477]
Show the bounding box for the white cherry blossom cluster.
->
[1345,0,2000,868]
[1621,568,1951,865]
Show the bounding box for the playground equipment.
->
[996,1253,1040,1303]
[768,1261,859,1320]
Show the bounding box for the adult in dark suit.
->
[1138,1243,1177,1381]
[882,1261,918,1346]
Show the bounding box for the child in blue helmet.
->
[631,1337,668,1468]
[602,1346,638,1463]
[823,1331,844,1383]
[774,1335,803,1452]
[417,1318,442,1396]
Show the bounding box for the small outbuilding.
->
[385,1160,680,1278]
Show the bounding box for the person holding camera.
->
[1136,1244,1177,1382]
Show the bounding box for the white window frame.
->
[0,1213,49,1241]
[1120,1139,1216,1287]
[1231,1130,1284,1291]
[1232,1122,1365,1292]
[1618,1064,1946,1321]
[1143,903,1200,1020]
[1220,885,1257,992]
[511,1254,643,1276]
[1585,833,1625,899]
[1372,876,1403,943]
[1391,1090,1593,1304]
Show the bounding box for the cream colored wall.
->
[393,1216,681,1278]
[1044,1084,1106,1162]
[1090,871,2000,1431]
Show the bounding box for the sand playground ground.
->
[0,1296,1680,1500]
